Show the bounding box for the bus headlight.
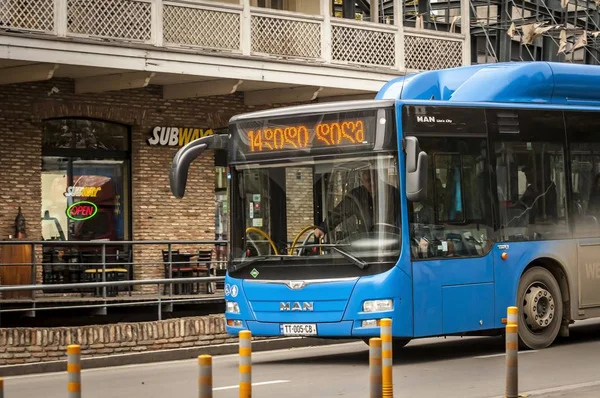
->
[226,301,240,314]
[363,299,393,312]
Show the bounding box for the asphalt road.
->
[4,319,600,398]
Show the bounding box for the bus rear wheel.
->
[516,266,563,350]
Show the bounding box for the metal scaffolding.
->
[343,0,600,65]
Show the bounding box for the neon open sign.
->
[67,201,98,221]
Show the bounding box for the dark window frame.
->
[404,104,581,261]
[41,117,133,242]
[486,108,571,242]
[564,110,600,239]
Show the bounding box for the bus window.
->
[433,154,464,223]
[409,137,494,259]
[569,143,600,238]
[285,167,314,242]
[243,169,274,256]
[566,111,600,238]
[492,109,569,242]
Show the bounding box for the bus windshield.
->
[230,153,401,267]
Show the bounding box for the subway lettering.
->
[148,127,214,147]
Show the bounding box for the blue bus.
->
[170,62,600,350]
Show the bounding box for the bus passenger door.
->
[409,136,497,337]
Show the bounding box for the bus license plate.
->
[280,323,317,336]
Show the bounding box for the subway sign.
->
[148,127,214,147]
[67,201,98,221]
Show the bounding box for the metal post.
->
[369,337,382,398]
[505,323,519,398]
[157,283,162,321]
[67,344,81,398]
[239,330,252,398]
[199,354,213,398]
[30,243,36,298]
[168,243,173,296]
[0,377,4,398]
[101,244,107,299]
[507,306,518,326]
[380,318,393,398]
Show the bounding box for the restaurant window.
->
[215,147,229,271]
[41,119,131,242]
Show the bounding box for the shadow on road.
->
[256,335,505,366]
[255,320,600,367]
[553,319,600,347]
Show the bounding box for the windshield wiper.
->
[229,255,285,272]
[294,244,369,270]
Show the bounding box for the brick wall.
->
[286,167,315,245]
[0,78,311,294]
[0,84,43,246]
[0,314,272,365]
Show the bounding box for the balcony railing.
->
[0,0,466,71]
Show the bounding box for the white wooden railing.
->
[0,0,466,71]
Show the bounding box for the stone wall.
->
[0,314,262,366]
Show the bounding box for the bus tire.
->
[516,266,563,350]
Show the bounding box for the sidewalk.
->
[528,385,600,397]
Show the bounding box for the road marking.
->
[487,379,600,397]
[474,350,537,359]
[214,380,290,391]
[3,342,362,380]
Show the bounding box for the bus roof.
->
[229,99,394,123]
[376,61,600,108]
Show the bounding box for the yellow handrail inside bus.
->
[245,227,279,255]
[289,225,323,255]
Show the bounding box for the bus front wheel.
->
[517,266,563,350]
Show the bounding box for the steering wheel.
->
[289,225,323,255]
[245,227,279,255]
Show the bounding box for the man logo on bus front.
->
[280,302,314,311]
[287,281,306,290]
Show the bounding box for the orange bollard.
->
[67,344,81,398]
[198,354,212,398]
[505,322,519,398]
[369,337,382,398]
[380,318,393,398]
[239,330,252,398]
[507,306,518,326]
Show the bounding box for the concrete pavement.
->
[527,383,600,397]
[3,319,600,397]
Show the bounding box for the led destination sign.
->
[246,119,366,153]
[233,109,381,159]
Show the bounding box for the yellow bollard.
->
[380,318,393,398]
[67,344,81,398]
[239,330,252,398]
[507,306,518,326]
[199,355,213,398]
[505,323,519,398]
[369,338,382,398]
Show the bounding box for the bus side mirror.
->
[170,134,229,198]
[405,136,428,202]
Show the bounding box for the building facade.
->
[0,78,244,290]
[0,0,472,297]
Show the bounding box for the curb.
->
[0,337,355,377]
